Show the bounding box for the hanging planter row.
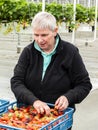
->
[0,0,96,34]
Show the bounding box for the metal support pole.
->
[42,0,45,12]
[88,0,91,7]
[77,0,79,4]
[72,0,76,44]
[94,0,98,41]
[17,33,21,53]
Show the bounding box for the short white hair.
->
[32,12,57,31]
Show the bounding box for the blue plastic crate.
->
[0,102,74,130]
[40,107,73,130]
[0,99,9,114]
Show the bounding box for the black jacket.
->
[11,36,92,108]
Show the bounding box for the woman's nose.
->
[37,36,44,43]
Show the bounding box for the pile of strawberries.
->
[0,105,63,130]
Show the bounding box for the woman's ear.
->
[54,27,58,36]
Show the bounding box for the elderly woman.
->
[11,12,92,130]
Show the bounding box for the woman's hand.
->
[33,100,50,115]
[55,96,69,111]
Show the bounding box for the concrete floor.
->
[72,89,98,130]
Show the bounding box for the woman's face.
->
[33,28,58,53]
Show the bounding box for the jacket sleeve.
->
[64,48,92,105]
[10,47,38,105]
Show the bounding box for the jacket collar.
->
[55,34,63,54]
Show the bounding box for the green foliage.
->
[87,6,95,24]
[76,4,95,24]
[0,0,96,34]
[64,4,74,22]
[76,4,87,23]
[29,2,42,18]
[0,0,28,22]
[46,2,63,25]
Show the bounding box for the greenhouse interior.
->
[0,0,98,130]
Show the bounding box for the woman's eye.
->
[42,34,49,37]
[34,34,49,37]
[34,34,39,37]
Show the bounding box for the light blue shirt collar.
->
[34,36,59,79]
